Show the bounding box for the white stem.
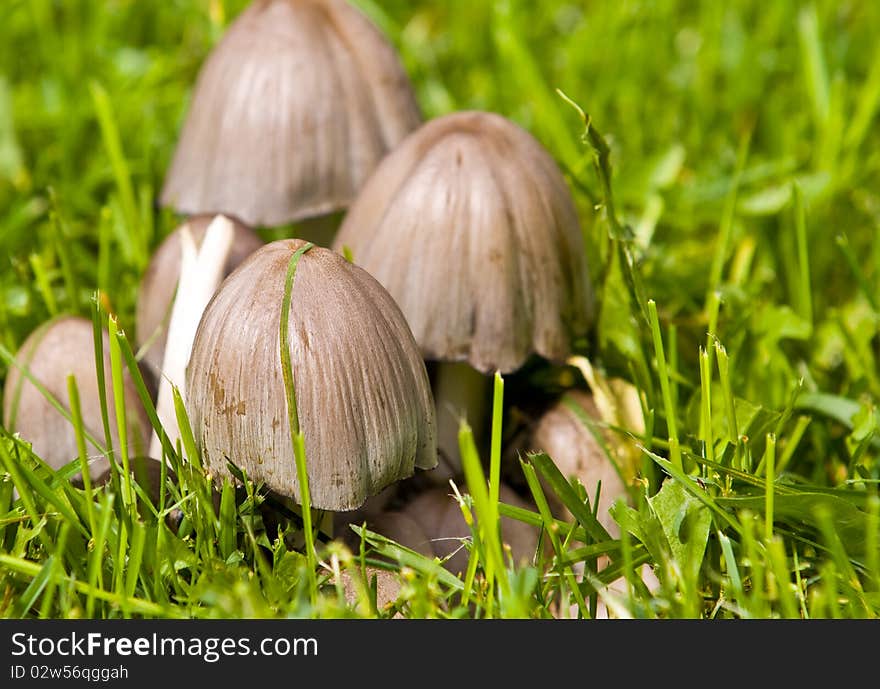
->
[149,215,235,458]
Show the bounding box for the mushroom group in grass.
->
[160,0,422,243]
[2,316,150,482]
[185,239,437,512]
[332,110,594,480]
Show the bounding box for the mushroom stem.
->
[430,361,492,483]
[149,215,235,458]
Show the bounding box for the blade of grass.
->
[834,234,879,311]
[777,416,811,474]
[764,433,776,542]
[67,375,96,534]
[798,5,830,130]
[714,341,739,449]
[527,451,611,543]
[793,184,813,328]
[351,526,464,592]
[85,491,115,618]
[520,457,588,616]
[1,552,176,618]
[767,536,798,618]
[459,419,509,607]
[707,132,750,303]
[844,42,880,151]
[699,347,715,465]
[28,253,57,316]
[37,521,71,618]
[89,81,142,263]
[647,300,682,470]
[91,295,116,468]
[488,371,504,516]
[108,315,135,520]
[279,242,317,603]
[123,519,147,601]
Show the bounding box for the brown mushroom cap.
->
[135,215,263,384]
[186,239,437,511]
[2,316,150,480]
[331,110,594,374]
[160,0,422,227]
[529,389,628,537]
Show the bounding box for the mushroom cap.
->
[186,239,437,511]
[331,110,594,374]
[135,215,264,383]
[529,389,628,537]
[2,316,151,480]
[160,0,422,227]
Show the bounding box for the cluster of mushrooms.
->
[2,0,639,590]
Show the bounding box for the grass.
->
[1,0,880,618]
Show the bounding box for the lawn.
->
[1,0,879,619]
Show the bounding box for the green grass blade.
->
[66,375,96,535]
[279,242,316,602]
[527,451,611,544]
[459,419,509,607]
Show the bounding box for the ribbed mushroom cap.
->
[186,239,437,511]
[2,316,150,479]
[331,110,594,374]
[160,0,422,227]
[136,215,263,382]
[529,390,628,537]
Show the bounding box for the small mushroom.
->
[2,316,150,481]
[135,214,263,386]
[400,484,541,575]
[331,110,594,479]
[185,239,437,511]
[529,389,629,537]
[160,0,422,229]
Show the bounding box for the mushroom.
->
[331,110,594,479]
[400,484,541,575]
[2,316,150,481]
[135,214,263,388]
[160,0,422,231]
[528,389,629,537]
[185,239,437,511]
